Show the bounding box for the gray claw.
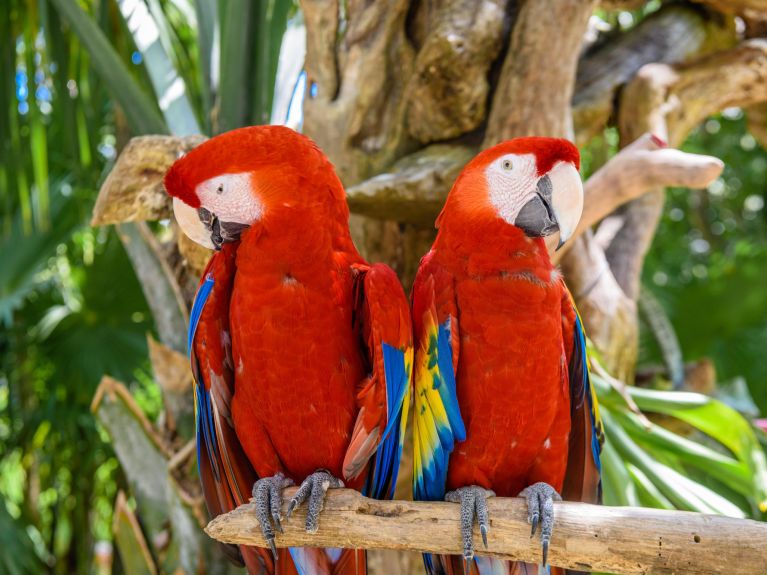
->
[519,482,561,567]
[445,485,495,560]
[252,472,294,559]
[287,470,344,533]
[530,513,539,537]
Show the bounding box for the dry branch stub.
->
[91,135,206,226]
[205,488,767,575]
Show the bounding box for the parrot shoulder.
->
[342,262,413,500]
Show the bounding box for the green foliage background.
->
[644,114,767,413]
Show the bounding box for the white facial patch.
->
[485,153,539,224]
[195,172,263,225]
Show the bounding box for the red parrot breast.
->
[229,208,366,483]
[437,223,571,497]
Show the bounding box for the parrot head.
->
[164,125,346,250]
[440,137,583,248]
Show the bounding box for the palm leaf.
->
[115,0,201,135]
[49,0,167,135]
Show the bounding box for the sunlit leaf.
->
[116,0,201,136]
[49,0,167,135]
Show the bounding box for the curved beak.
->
[173,197,215,250]
[548,161,583,249]
[513,161,583,248]
[172,197,250,250]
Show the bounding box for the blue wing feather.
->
[364,342,411,500]
[188,273,214,355]
[188,273,218,478]
[573,312,602,474]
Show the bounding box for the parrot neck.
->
[434,216,554,279]
[238,203,360,264]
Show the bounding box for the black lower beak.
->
[210,216,223,250]
[198,208,248,251]
[514,175,559,238]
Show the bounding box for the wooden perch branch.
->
[206,488,767,575]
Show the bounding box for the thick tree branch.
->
[345,144,475,225]
[608,39,767,298]
[560,232,639,382]
[629,39,767,146]
[559,132,720,380]
[301,0,415,185]
[404,0,508,144]
[561,39,767,378]
[485,0,598,143]
[573,4,734,145]
[206,488,767,575]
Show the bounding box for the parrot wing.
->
[560,284,604,504]
[411,252,466,503]
[189,245,271,571]
[343,263,413,501]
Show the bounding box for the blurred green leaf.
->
[217,0,253,132]
[0,186,81,322]
[604,411,746,517]
[49,0,167,135]
[0,499,44,575]
[116,0,201,135]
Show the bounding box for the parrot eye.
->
[502,159,513,171]
[216,183,224,195]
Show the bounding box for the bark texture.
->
[206,488,767,575]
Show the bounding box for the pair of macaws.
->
[164,126,603,575]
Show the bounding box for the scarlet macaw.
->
[412,138,603,574]
[165,126,412,575]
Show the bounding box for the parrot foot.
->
[252,472,295,561]
[518,481,562,566]
[286,469,344,533]
[444,485,495,561]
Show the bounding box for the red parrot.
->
[411,138,603,575]
[164,126,412,575]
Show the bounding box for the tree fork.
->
[205,488,767,575]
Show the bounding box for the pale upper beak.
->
[173,197,215,250]
[513,161,583,249]
[548,161,583,248]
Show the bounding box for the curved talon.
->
[287,470,344,533]
[252,472,294,560]
[445,485,495,561]
[519,482,561,567]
